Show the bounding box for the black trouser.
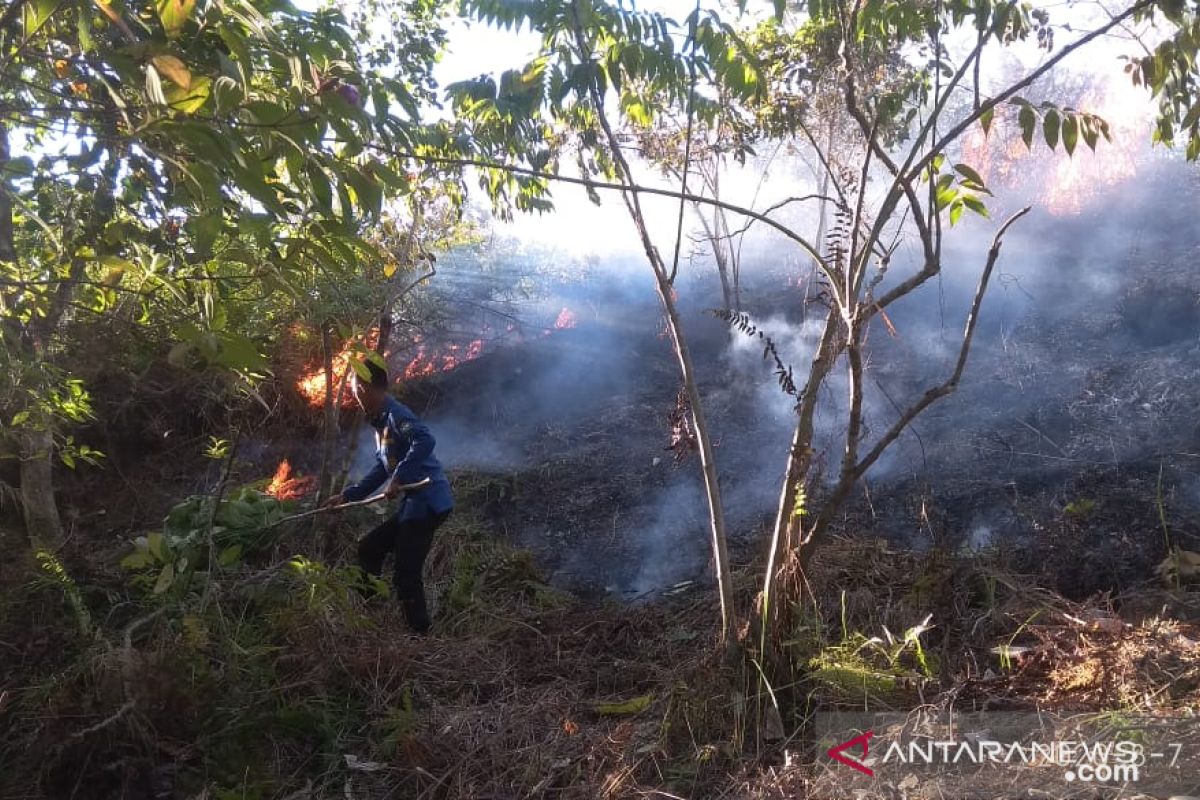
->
[357,510,450,633]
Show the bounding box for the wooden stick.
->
[268,478,431,527]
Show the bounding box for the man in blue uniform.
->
[324,360,454,633]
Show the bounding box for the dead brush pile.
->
[794,536,1200,714]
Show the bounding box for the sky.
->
[13,0,1168,259]
[426,0,1167,257]
[431,1,736,256]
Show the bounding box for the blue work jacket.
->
[342,396,454,521]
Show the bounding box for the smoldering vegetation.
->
[375,147,1200,598]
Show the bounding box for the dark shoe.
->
[400,596,431,634]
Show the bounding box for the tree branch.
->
[853,206,1031,477]
[369,144,833,279]
[912,1,1151,179]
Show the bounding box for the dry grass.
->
[799,536,1200,715]
[0,503,753,800]
[4,503,1200,799]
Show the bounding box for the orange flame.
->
[959,78,1149,217]
[1040,85,1144,215]
[296,340,359,409]
[402,339,485,380]
[554,307,577,329]
[265,459,317,500]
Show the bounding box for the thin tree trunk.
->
[660,280,736,646]
[0,121,15,263]
[715,208,734,311]
[710,168,742,313]
[316,320,337,506]
[698,207,734,312]
[315,321,340,556]
[568,6,735,646]
[334,216,429,494]
[15,143,120,550]
[19,429,64,547]
[758,311,841,633]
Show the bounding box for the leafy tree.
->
[635,97,758,312]
[738,0,1178,647]
[0,0,453,545]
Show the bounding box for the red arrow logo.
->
[827,730,875,776]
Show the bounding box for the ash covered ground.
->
[383,161,1200,601]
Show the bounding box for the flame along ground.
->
[294,307,580,407]
[553,306,577,329]
[402,336,486,380]
[264,459,317,500]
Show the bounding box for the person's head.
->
[351,360,389,415]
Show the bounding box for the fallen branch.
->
[71,699,136,740]
[267,478,432,527]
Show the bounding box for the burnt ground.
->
[43,171,1200,611]
[384,198,1200,606]
[48,254,1200,612]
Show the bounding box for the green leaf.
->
[308,163,333,212]
[593,694,653,716]
[120,550,150,570]
[1062,114,1079,155]
[369,161,409,192]
[934,174,956,210]
[980,105,995,136]
[23,0,57,37]
[153,562,176,595]
[190,212,222,255]
[76,7,94,52]
[962,195,990,218]
[218,544,243,567]
[343,167,383,220]
[1081,116,1099,151]
[1018,104,1036,149]
[949,198,964,226]
[1181,100,1200,131]
[215,333,266,372]
[1042,110,1060,149]
[244,100,290,127]
[147,532,166,560]
[166,75,210,113]
[218,28,253,89]
[156,0,196,38]
[953,164,986,188]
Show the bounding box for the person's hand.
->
[323,493,345,510]
[385,480,404,500]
